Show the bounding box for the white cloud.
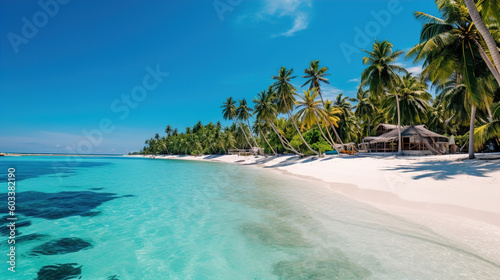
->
[407,65,423,75]
[257,0,312,37]
[320,84,343,101]
[347,78,359,83]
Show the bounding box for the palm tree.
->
[236,98,258,147]
[302,60,344,145]
[463,0,500,82]
[407,0,493,158]
[273,66,319,155]
[302,60,331,103]
[474,102,500,150]
[383,74,431,125]
[354,88,376,135]
[165,125,173,136]
[221,97,252,149]
[295,88,340,153]
[361,39,407,154]
[253,89,302,155]
[252,120,277,156]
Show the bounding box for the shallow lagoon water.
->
[0,156,499,279]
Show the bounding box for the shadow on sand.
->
[384,159,500,180]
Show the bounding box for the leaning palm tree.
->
[252,120,277,156]
[221,97,252,148]
[295,88,340,153]
[236,98,259,147]
[362,39,407,154]
[273,67,319,155]
[407,0,493,158]
[463,0,500,82]
[253,89,302,155]
[302,60,344,145]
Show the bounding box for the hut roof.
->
[366,125,448,144]
[375,123,398,131]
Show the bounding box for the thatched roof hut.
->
[361,124,449,155]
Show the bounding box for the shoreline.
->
[128,153,500,260]
[129,153,500,223]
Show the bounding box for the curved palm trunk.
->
[315,118,340,154]
[237,122,253,149]
[318,90,345,146]
[464,0,500,74]
[246,119,259,147]
[395,94,403,155]
[259,127,277,156]
[469,105,476,159]
[269,121,303,155]
[284,102,319,155]
[473,40,500,86]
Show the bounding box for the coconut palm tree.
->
[383,74,432,125]
[221,97,252,148]
[407,0,493,158]
[354,88,376,136]
[236,98,259,147]
[361,39,407,154]
[272,66,319,155]
[474,102,500,150]
[295,88,340,153]
[252,89,302,155]
[165,125,173,136]
[463,0,500,82]
[302,60,344,145]
[302,60,331,103]
[252,120,277,156]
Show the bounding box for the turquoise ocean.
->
[1,156,499,279]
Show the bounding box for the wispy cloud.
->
[395,62,423,75]
[347,78,359,83]
[256,0,312,37]
[321,84,343,101]
[407,65,423,75]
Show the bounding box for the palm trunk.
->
[395,94,402,155]
[469,105,476,159]
[269,121,303,155]
[246,119,259,147]
[473,40,500,86]
[367,116,371,135]
[464,0,500,74]
[237,122,253,149]
[315,118,340,154]
[318,90,345,146]
[259,127,277,156]
[284,102,319,155]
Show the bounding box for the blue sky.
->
[0,0,439,154]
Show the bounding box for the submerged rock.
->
[0,220,31,236]
[0,191,121,220]
[36,263,82,280]
[31,238,93,255]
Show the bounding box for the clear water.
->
[0,156,499,280]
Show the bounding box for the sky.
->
[0,0,439,154]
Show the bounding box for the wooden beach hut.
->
[361,124,449,155]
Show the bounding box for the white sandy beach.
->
[130,153,500,262]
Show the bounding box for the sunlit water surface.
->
[0,156,499,279]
